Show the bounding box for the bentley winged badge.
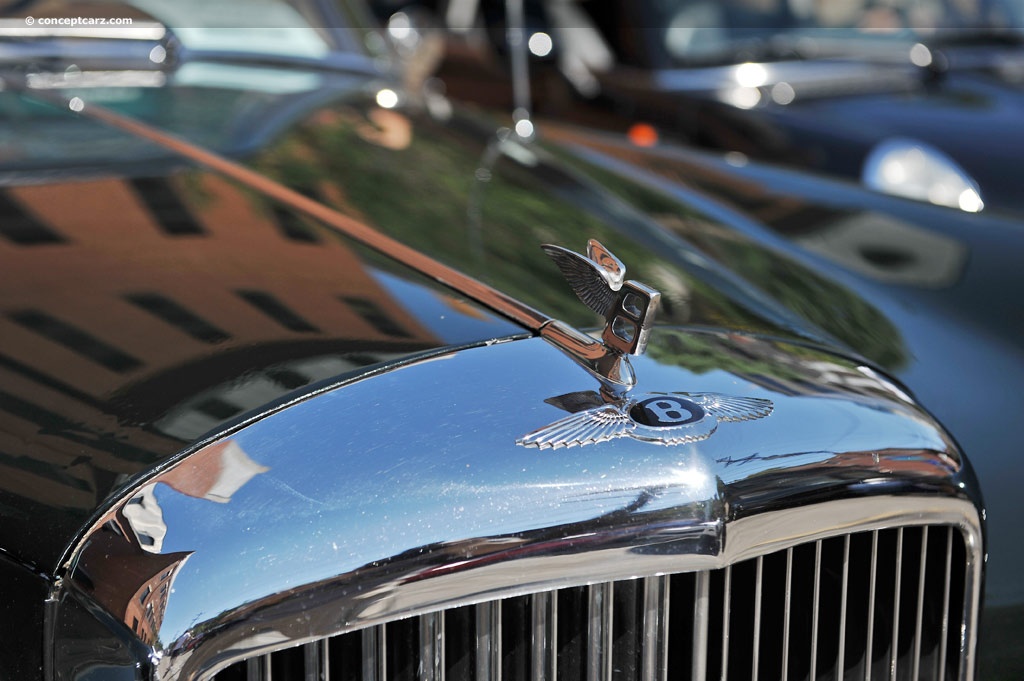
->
[526,240,772,449]
[517,391,773,449]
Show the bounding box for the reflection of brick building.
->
[161,439,269,503]
[0,170,439,517]
[81,437,266,643]
[124,552,190,647]
[79,512,192,648]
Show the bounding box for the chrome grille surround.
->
[212,508,979,681]
[54,333,983,681]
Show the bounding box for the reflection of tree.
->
[248,105,780,336]
[690,231,908,368]
[543,137,910,369]
[645,329,810,383]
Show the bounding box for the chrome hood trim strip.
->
[57,329,980,680]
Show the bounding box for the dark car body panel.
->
[0,45,1020,676]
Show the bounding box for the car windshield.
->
[0,0,386,167]
[651,0,1023,65]
[0,0,374,65]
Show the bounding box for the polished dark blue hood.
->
[0,56,1020,676]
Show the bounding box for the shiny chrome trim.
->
[540,240,661,358]
[476,601,501,681]
[245,658,262,681]
[912,527,929,681]
[531,592,556,681]
[782,547,793,681]
[138,498,981,681]
[940,527,953,681]
[811,540,821,681]
[720,566,731,681]
[56,333,980,681]
[837,535,850,681]
[890,528,904,681]
[420,612,444,681]
[641,576,669,681]
[587,582,613,681]
[752,555,763,681]
[692,571,710,681]
[363,625,385,681]
[538,320,635,390]
[866,531,879,681]
[303,640,321,681]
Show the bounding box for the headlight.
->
[862,138,984,212]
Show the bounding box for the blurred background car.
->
[378,0,1024,216]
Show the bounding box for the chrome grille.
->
[213,525,969,681]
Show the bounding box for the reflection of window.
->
[196,396,241,420]
[130,178,205,236]
[139,585,152,604]
[132,617,139,633]
[237,290,319,333]
[272,206,320,244]
[9,310,142,373]
[126,293,230,344]
[341,296,410,338]
[0,192,65,245]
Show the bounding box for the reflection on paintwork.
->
[0,113,519,567]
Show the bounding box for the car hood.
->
[0,73,822,574]
[3,63,1022,671]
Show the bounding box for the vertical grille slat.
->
[752,556,764,681]
[837,535,850,681]
[304,640,324,681]
[691,572,710,681]
[362,625,385,681]
[214,525,972,681]
[476,601,502,681]
[782,548,793,681]
[912,528,930,681]
[811,541,822,681]
[719,566,731,681]
[866,530,880,681]
[420,612,444,681]
[245,657,262,681]
[939,527,953,681]
[891,528,905,681]
[586,583,613,681]
[641,576,669,681]
[531,592,555,681]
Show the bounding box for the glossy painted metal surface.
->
[60,328,981,680]
[0,18,1015,677]
[49,89,551,334]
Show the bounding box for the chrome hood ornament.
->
[517,390,772,449]
[530,240,772,448]
[541,239,659,357]
[537,239,660,392]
